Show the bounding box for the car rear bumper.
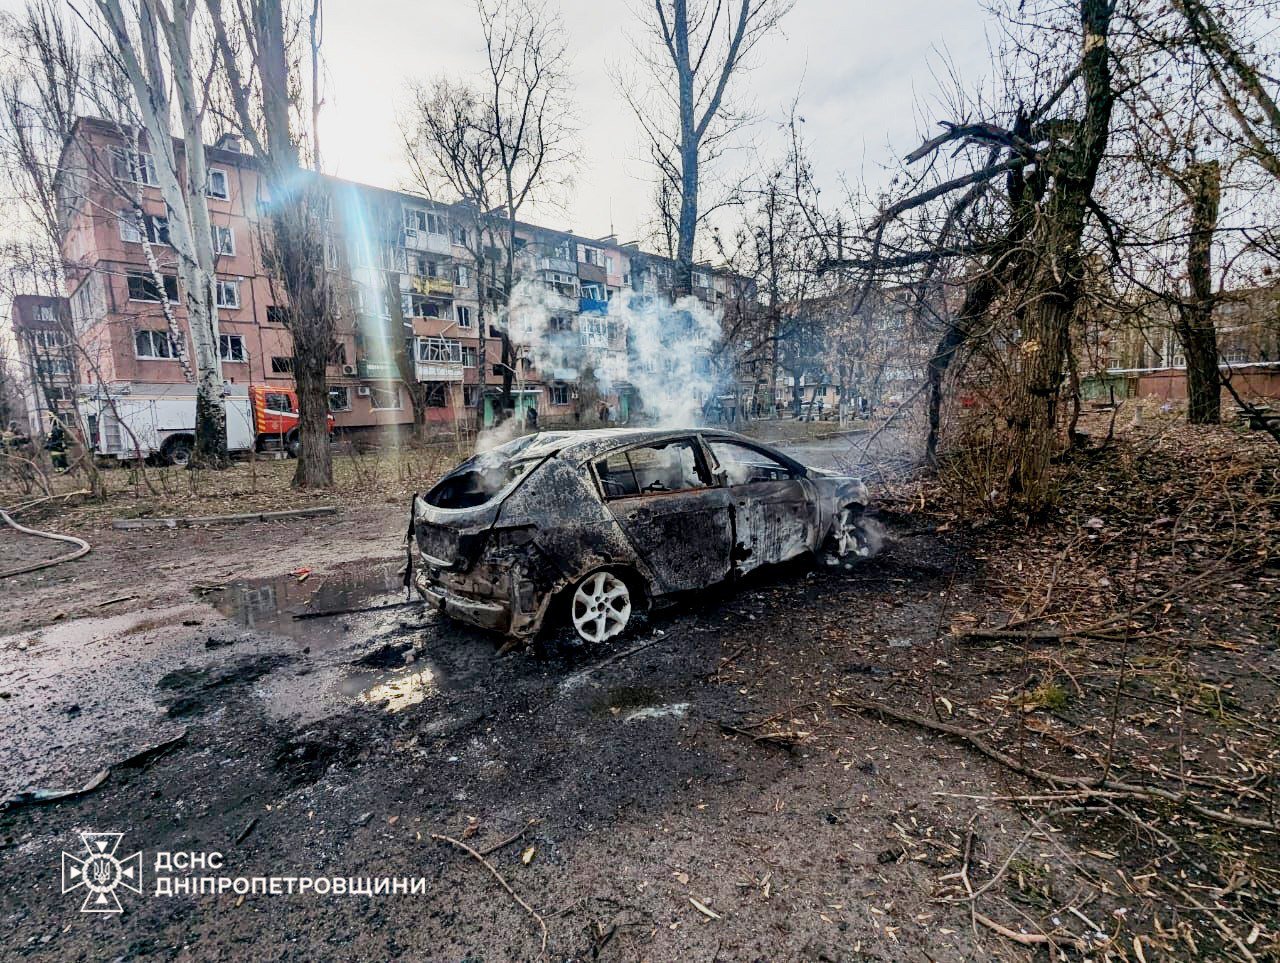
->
[414,568,511,633]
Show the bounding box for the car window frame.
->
[590,435,715,501]
[699,435,807,486]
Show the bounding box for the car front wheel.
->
[823,505,874,565]
[569,570,632,645]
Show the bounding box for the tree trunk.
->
[1177,160,1221,425]
[293,355,332,488]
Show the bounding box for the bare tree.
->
[93,0,229,466]
[626,0,791,296]
[403,0,572,425]
[206,0,339,488]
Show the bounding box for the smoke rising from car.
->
[495,279,723,429]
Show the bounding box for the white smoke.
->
[495,278,724,429]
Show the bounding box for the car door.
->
[594,437,733,593]
[702,437,820,575]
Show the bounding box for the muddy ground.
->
[1,423,1276,961]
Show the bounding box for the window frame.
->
[211,224,235,256]
[368,385,402,410]
[702,437,805,486]
[206,168,230,200]
[134,329,176,360]
[327,386,352,412]
[215,278,240,309]
[127,272,178,304]
[591,437,713,501]
[218,333,247,363]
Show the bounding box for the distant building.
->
[10,294,76,435]
[51,116,746,438]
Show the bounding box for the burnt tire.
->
[568,569,632,646]
[286,432,300,459]
[161,435,193,468]
[822,504,874,566]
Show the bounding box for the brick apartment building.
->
[50,117,749,441]
[10,294,76,435]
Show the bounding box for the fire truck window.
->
[265,392,292,413]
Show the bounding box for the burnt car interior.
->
[425,446,540,509]
[595,440,712,497]
[706,440,799,485]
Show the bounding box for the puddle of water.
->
[200,562,411,651]
[0,604,207,653]
[356,669,437,712]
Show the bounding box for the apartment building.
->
[10,294,76,435]
[49,117,748,439]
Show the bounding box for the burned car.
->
[407,429,873,646]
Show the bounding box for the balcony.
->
[415,361,464,383]
[540,256,576,274]
[401,228,452,256]
[410,275,454,298]
[578,297,609,315]
[357,358,400,379]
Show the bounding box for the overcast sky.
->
[318,0,995,245]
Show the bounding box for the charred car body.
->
[408,429,873,645]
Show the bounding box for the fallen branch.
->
[834,697,1277,831]
[431,832,548,956]
[974,909,1086,951]
[0,508,91,579]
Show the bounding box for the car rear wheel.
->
[823,505,873,565]
[569,570,632,645]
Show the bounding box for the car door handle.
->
[628,508,652,522]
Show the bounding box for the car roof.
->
[515,427,761,466]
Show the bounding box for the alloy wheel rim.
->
[571,571,631,644]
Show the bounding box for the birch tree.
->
[95,0,228,466]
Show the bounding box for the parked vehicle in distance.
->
[78,383,333,466]
[408,428,874,646]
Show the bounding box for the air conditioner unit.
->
[341,364,357,377]
[356,386,371,397]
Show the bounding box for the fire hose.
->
[0,508,91,579]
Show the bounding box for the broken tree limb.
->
[111,506,339,529]
[0,508,91,579]
[973,910,1086,951]
[431,832,548,956]
[833,697,1277,831]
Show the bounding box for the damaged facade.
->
[50,118,753,441]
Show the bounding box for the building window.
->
[424,382,449,407]
[118,211,169,245]
[461,345,478,367]
[551,384,570,406]
[451,225,471,246]
[455,305,472,328]
[31,329,65,348]
[549,316,573,333]
[581,281,605,300]
[489,324,502,338]
[215,279,240,309]
[463,384,481,407]
[605,255,615,274]
[328,342,347,366]
[404,207,445,235]
[266,305,289,325]
[328,386,351,412]
[111,148,158,186]
[219,334,246,362]
[369,385,401,410]
[127,272,178,303]
[454,265,471,287]
[211,225,234,255]
[417,337,462,363]
[693,270,711,288]
[271,356,294,374]
[402,293,445,319]
[37,357,73,376]
[207,168,229,200]
[135,329,176,359]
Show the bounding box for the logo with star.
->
[61,833,143,913]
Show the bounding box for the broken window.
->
[369,386,401,410]
[423,435,541,509]
[707,440,796,485]
[134,329,175,359]
[417,337,462,364]
[219,334,246,362]
[595,440,710,499]
[206,168,229,200]
[127,272,178,303]
[423,382,449,407]
[550,384,570,406]
[328,386,351,412]
[270,356,293,374]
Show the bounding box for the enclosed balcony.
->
[578,296,609,315]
